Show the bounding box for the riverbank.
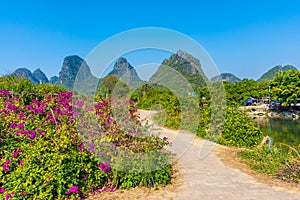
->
[240,105,300,119]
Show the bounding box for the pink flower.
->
[78,143,84,152]
[3,165,10,172]
[104,122,110,128]
[10,123,17,129]
[66,186,79,194]
[99,161,111,173]
[19,160,23,166]
[12,151,18,158]
[5,193,11,200]
[88,132,95,137]
[110,188,115,192]
[0,89,10,96]
[73,110,80,118]
[29,131,36,139]
[5,159,11,165]
[17,123,24,129]
[0,187,5,193]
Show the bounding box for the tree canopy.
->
[271,70,300,106]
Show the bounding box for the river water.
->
[254,117,300,146]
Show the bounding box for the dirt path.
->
[90,110,300,200]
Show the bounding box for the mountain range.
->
[9,52,299,92]
[13,68,49,84]
[149,50,208,95]
[211,73,241,83]
[256,65,297,83]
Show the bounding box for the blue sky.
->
[0,0,300,80]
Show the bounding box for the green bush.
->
[197,106,263,148]
[0,84,173,199]
[239,145,300,183]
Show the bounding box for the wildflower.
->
[10,123,17,129]
[66,186,79,194]
[88,132,95,137]
[90,186,95,191]
[74,100,84,107]
[39,130,45,136]
[88,142,95,147]
[19,160,23,166]
[12,151,18,158]
[73,110,80,118]
[0,89,10,96]
[5,193,11,200]
[163,136,168,141]
[99,161,111,173]
[0,187,5,193]
[92,189,100,195]
[17,123,24,129]
[104,122,110,128]
[3,165,10,172]
[102,187,108,192]
[70,135,76,139]
[110,188,115,192]
[29,131,36,139]
[22,130,30,136]
[5,159,11,165]
[88,147,94,152]
[78,143,84,152]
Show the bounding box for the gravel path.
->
[90,110,300,200]
[137,110,300,200]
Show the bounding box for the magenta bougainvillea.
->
[0,87,172,199]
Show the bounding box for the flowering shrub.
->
[0,84,172,199]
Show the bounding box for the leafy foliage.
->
[240,145,300,183]
[197,106,263,148]
[270,70,300,106]
[97,75,130,98]
[0,77,173,199]
[133,81,263,148]
[223,79,268,106]
[132,84,181,129]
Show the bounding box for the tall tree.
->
[271,70,300,106]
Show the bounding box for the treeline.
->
[130,70,300,148]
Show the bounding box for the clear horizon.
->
[1,0,300,80]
